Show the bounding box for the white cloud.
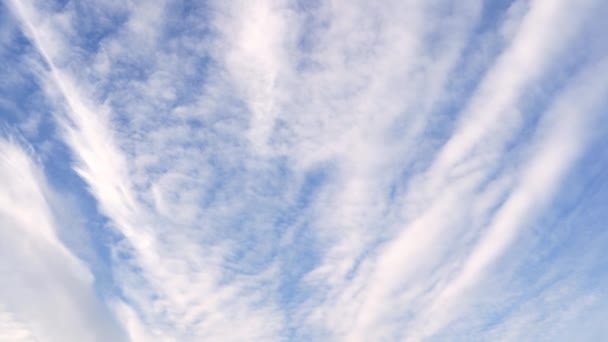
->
[0,138,126,341]
[407,57,608,340]
[0,311,36,342]
[8,1,285,340]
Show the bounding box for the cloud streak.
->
[0,138,126,341]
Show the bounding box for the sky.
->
[1,0,608,341]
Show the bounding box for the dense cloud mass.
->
[1,0,608,341]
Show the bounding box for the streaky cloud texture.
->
[1,0,608,341]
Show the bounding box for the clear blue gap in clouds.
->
[1,0,608,341]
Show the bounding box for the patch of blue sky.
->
[276,166,332,283]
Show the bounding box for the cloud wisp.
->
[2,0,608,341]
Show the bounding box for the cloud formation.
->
[2,0,608,341]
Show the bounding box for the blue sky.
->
[1,0,608,341]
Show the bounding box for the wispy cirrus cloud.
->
[2,0,608,341]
